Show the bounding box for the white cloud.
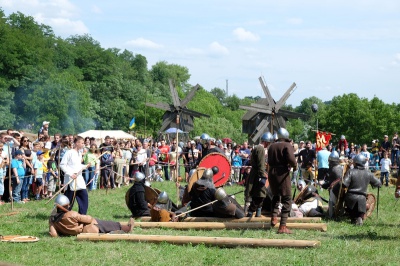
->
[391,53,400,67]
[125,38,163,49]
[233,27,260,42]
[286,17,303,25]
[208,42,229,56]
[91,5,102,14]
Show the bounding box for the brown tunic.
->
[49,209,98,236]
[245,145,267,199]
[267,141,297,196]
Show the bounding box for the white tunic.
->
[60,149,87,191]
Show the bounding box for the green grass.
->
[1,181,400,266]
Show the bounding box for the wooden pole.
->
[175,114,180,205]
[120,221,327,232]
[132,216,322,223]
[76,233,321,248]
[8,142,13,210]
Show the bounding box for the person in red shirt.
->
[158,140,170,181]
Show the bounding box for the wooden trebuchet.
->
[134,216,322,223]
[76,233,321,248]
[119,222,327,232]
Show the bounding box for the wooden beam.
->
[239,105,273,114]
[180,84,200,107]
[275,82,296,111]
[120,221,327,232]
[180,108,210,118]
[77,233,321,248]
[145,102,172,112]
[258,76,275,108]
[169,79,181,108]
[134,216,322,223]
[278,109,309,120]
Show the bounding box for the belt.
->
[346,190,366,197]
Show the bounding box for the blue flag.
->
[129,117,136,129]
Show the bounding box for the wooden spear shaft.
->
[8,143,13,210]
[131,216,322,223]
[175,114,180,205]
[76,233,321,248]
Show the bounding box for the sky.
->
[1,0,399,107]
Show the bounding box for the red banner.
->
[316,131,332,151]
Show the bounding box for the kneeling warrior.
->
[150,191,178,222]
[213,188,245,219]
[49,195,132,237]
[342,154,381,225]
[322,151,344,218]
[127,172,151,218]
[189,168,217,217]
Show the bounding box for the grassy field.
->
[1,178,400,266]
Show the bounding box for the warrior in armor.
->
[245,132,273,218]
[49,195,133,237]
[188,168,217,217]
[267,128,297,234]
[213,188,245,219]
[127,172,151,217]
[322,150,344,219]
[150,191,179,222]
[342,154,381,225]
[295,185,324,217]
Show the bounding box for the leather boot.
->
[247,211,253,217]
[255,208,262,217]
[270,216,278,226]
[277,225,292,234]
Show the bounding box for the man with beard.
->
[268,128,297,234]
[342,154,381,225]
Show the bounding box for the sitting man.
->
[127,172,151,217]
[49,195,133,237]
[189,168,217,217]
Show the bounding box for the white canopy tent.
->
[78,130,136,141]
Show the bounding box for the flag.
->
[129,117,136,129]
[316,131,332,151]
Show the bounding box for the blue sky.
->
[1,0,399,107]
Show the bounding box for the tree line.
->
[1,10,399,146]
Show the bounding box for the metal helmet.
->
[208,137,216,145]
[144,180,151,187]
[201,168,214,180]
[261,132,274,143]
[273,132,278,141]
[157,191,169,204]
[328,151,340,162]
[340,135,345,140]
[277,128,289,140]
[215,187,228,201]
[200,133,210,144]
[211,166,219,175]
[297,179,306,191]
[353,154,367,166]
[133,171,145,182]
[302,185,317,201]
[55,194,70,207]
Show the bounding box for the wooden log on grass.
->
[119,221,327,232]
[135,216,322,223]
[76,233,321,248]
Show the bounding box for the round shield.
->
[187,167,206,193]
[365,193,376,218]
[198,152,231,187]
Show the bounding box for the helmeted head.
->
[208,137,216,146]
[211,166,219,175]
[55,194,70,208]
[200,133,210,144]
[196,168,215,189]
[133,171,145,183]
[261,132,274,143]
[157,191,169,204]
[215,187,228,201]
[277,128,289,140]
[328,151,340,162]
[353,154,367,167]
[297,179,306,191]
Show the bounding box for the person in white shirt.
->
[380,151,392,186]
[60,136,91,214]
